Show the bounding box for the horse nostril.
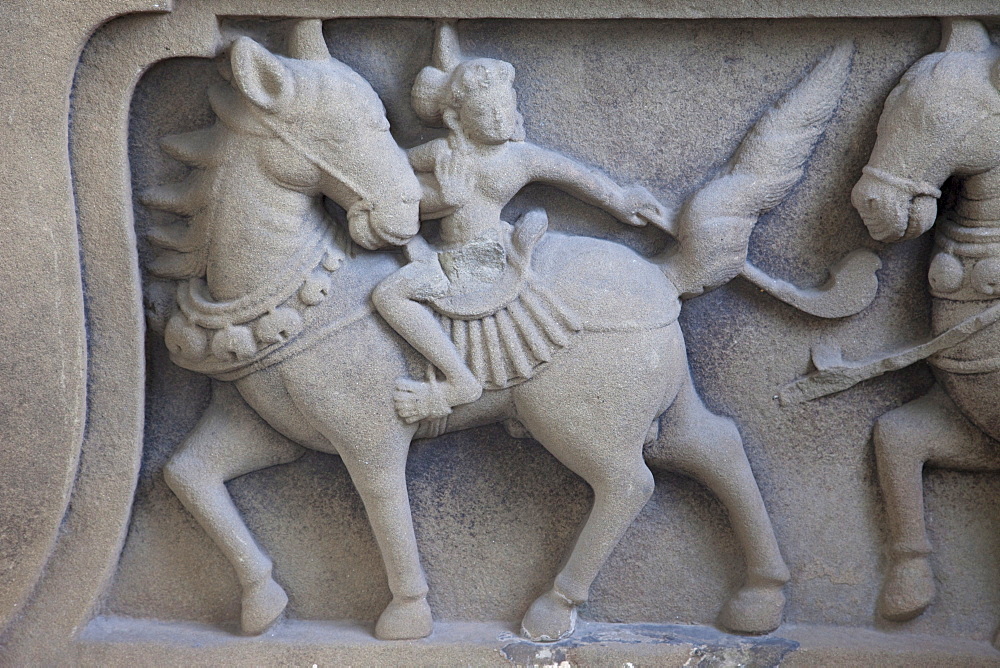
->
[852,185,875,213]
[859,194,880,214]
[854,194,875,216]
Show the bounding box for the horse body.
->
[851,18,1000,641]
[142,19,869,641]
[930,166,1000,440]
[166,206,786,639]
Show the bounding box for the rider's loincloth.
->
[431,279,581,391]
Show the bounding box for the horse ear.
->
[230,36,295,113]
[939,18,993,52]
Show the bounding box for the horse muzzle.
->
[852,174,938,243]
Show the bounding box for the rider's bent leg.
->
[372,262,482,423]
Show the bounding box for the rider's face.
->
[460,82,525,145]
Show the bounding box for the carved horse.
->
[850,18,1000,642]
[147,20,854,641]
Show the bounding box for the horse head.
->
[853,19,1000,243]
[212,19,421,250]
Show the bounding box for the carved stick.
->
[779,298,1000,405]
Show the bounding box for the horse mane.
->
[141,21,353,285]
[141,124,222,282]
[140,74,362,332]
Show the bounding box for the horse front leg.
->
[274,322,432,640]
[873,383,1000,623]
[163,381,306,635]
[336,434,432,640]
[519,433,655,642]
[646,368,789,634]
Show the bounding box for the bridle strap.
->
[862,165,942,199]
[262,115,368,199]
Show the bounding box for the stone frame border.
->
[2,0,1000,662]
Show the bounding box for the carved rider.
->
[368,23,667,424]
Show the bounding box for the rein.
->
[862,165,942,199]
[779,295,1000,405]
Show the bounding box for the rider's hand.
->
[620,185,670,230]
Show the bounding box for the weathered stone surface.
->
[5,2,1000,665]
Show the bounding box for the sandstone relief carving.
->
[13,1,1000,663]
[139,18,876,642]
[782,17,1000,648]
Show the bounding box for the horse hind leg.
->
[163,380,306,635]
[645,369,789,634]
[511,363,662,640]
[873,383,1000,623]
[519,430,656,642]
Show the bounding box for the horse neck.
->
[956,167,1000,225]
[204,137,326,302]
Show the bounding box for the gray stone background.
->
[110,17,1000,642]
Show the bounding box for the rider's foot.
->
[394,374,481,424]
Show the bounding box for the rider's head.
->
[450,59,525,144]
[412,56,525,145]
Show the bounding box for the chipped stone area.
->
[499,622,796,667]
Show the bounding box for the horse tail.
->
[658,40,860,310]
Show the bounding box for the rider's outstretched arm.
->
[516,143,670,231]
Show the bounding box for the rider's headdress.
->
[412,22,516,127]
[411,22,463,126]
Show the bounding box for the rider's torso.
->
[425,140,528,248]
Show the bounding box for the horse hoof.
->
[717,583,785,634]
[521,589,578,642]
[375,596,433,640]
[241,577,288,635]
[878,555,935,622]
